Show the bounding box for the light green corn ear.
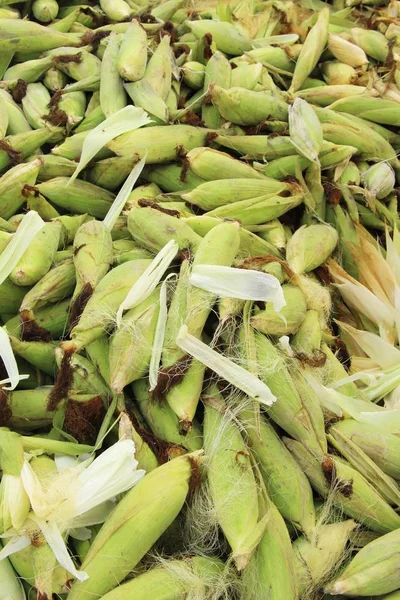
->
[3,55,53,85]
[165,358,206,432]
[67,453,199,600]
[329,96,400,128]
[328,429,400,508]
[202,50,231,128]
[350,27,389,62]
[209,85,288,126]
[85,334,110,385]
[293,520,357,597]
[85,155,139,191]
[230,62,263,90]
[0,278,26,315]
[288,97,323,164]
[21,83,52,129]
[143,163,206,193]
[133,378,203,452]
[53,214,92,244]
[108,125,213,163]
[241,495,298,600]
[23,185,60,220]
[326,528,400,597]
[215,134,296,161]
[127,205,202,253]
[330,420,400,480]
[10,221,62,287]
[291,309,322,360]
[0,20,81,54]
[0,546,25,600]
[187,20,251,55]
[10,337,57,376]
[363,162,395,200]
[32,0,59,22]
[93,556,224,600]
[289,7,330,93]
[328,33,368,67]
[100,32,127,117]
[320,60,357,85]
[141,34,172,101]
[64,259,152,352]
[125,78,169,122]
[109,291,160,393]
[251,284,307,336]
[252,332,327,456]
[186,147,267,181]
[38,177,115,218]
[241,407,315,537]
[117,20,147,82]
[0,388,56,430]
[74,104,105,133]
[286,223,338,274]
[203,389,266,571]
[19,259,76,317]
[0,158,41,220]
[5,298,70,341]
[53,51,102,82]
[0,128,55,172]
[69,219,113,329]
[285,439,400,534]
[37,155,79,181]
[100,0,132,21]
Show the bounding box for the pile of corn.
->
[1,0,400,598]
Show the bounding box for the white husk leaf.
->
[0,327,29,391]
[252,34,299,46]
[176,325,276,406]
[0,211,44,287]
[68,105,151,184]
[190,265,286,311]
[149,273,176,391]
[116,240,179,327]
[103,154,146,231]
[336,321,400,369]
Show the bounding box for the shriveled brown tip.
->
[61,340,77,353]
[47,347,74,411]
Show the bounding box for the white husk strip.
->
[190,265,286,311]
[253,34,299,46]
[336,321,400,369]
[176,325,276,406]
[68,105,151,184]
[116,240,179,327]
[103,153,146,231]
[149,273,176,391]
[0,211,44,287]
[0,328,29,391]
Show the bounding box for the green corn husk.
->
[94,556,224,600]
[206,193,304,226]
[38,177,115,218]
[133,378,203,452]
[85,334,110,385]
[108,125,217,163]
[23,185,60,220]
[326,528,400,597]
[241,493,298,600]
[5,297,70,340]
[109,291,159,393]
[330,420,400,480]
[10,336,57,376]
[209,85,288,126]
[53,49,101,81]
[327,429,400,508]
[182,178,293,211]
[289,8,330,92]
[285,439,400,534]
[53,214,91,244]
[142,163,206,193]
[0,128,56,172]
[186,147,267,181]
[21,82,52,130]
[0,19,80,53]
[117,20,147,82]
[328,96,400,128]
[241,407,315,536]
[19,259,76,315]
[203,389,265,571]
[293,520,358,597]
[100,32,127,117]
[65,259,152,352]
[127,205,202,253]
[0,547,25,600]
[0,158,42,220]
[0,278,26,314]
[36,154,77,181]
[202,50,231,128]
[187,19,251,55]
[74,105,105,133]
[350,27,389,62]
[286,223,338,274]
[54,349,109,403]
[252,332,327,457]
[67,453,200,600]
[0,387,55,430]
[69,219,113,327]
[215,134,296,160]
[251,284,307,336]
[165,358,206,432]
[3,55,53,84]
[84,155,139,191]
[10,221,62,287]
